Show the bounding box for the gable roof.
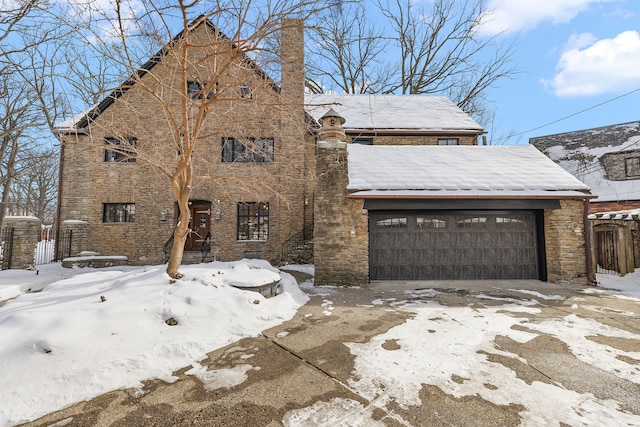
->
[530,121,640,203]
[346,144,591,199]
[305,94,484,133]
[56,16,278,132]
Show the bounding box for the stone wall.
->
[2,216,40,269]
[314,141,368,287]
[600,149,640,180]
[346,134,478,146]
[544,200,590,284]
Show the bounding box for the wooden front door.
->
[185,201,211,251]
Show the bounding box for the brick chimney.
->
[280,18,304,107]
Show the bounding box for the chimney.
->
[280,18,304,106]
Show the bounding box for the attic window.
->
[187,81,215,100]
[438,138,459,146]
[104,137,137,162]
[351,137,373,145]
[240,84,253,99]
[625,157,640,177]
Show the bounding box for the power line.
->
[495,87,640,143]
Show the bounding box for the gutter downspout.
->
[53,133,65,261]
[584,198,595,284]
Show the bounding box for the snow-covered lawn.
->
[0,262,638,426]
[0,260,307,426]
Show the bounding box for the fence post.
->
[2,216,41,270]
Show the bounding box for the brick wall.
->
[57,21,309,266]
[544,200,590,284]
[314,142,368,286]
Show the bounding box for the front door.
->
[185,201,211,251]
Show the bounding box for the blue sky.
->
[479,0,640,144]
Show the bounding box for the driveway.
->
[21,276,640,426]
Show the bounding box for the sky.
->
[478,0,640,145]
[0,261,638,426]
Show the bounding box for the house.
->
[531,122,640,275]
[53,17,594,286]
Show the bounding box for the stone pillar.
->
[59,220,89,258]
[2,216,41,269]
[544,200,589,284]
[314,110,369,287]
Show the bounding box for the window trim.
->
[104,137,137,162]
[102,203,135,223]
[237,202,269,241]
[222,137,274,163]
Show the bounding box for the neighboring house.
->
[53,17,594,286]
[531,122,640,275]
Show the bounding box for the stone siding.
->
[347,134,478,146]
[601,149,640,181]
[314,142,368,286]
[544,200,590,284]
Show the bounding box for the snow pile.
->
[0,260,307,426]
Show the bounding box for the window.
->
[187,80,215,100]
[222,137,274,163]
[104,137,137,162]
[103,203,135,223]
[438,138,459,146]
[376,217,407,228]
[417,217,446,229]
[625,157,640,177]
[496,216,527,228]
[237,202,269,241]
[351,137,373,145]
[456,216,487,228]
[240,84,253,99]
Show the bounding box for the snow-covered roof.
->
[531,121,640,203]
[346,144,591,198]
[305,94,483,132]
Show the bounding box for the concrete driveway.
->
[21,275,640,426]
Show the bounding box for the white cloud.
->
[542,30,640,97]
[479,0,615,35]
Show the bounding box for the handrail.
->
[280,223,313,263]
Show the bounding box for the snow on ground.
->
[596,269,640,298]
[0,260,307,427]
[1,262,639,426]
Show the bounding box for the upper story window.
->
[239,84,253,99]
[187,80,216,100]
[625,157,640,177]
[222,137,274,163]
[351,137,373,145]
[103,203,135,223]
[438,138,459,146]
[104,137,137,162]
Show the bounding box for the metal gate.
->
[56,229,73,261]
[1,227,14,270]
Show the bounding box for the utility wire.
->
[495,87,640,143]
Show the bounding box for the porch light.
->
[160,209,167,221]
[215,210,221,220]
[350,225,356,237]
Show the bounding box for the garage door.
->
[369,211,539,280]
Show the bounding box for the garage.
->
[369,210,543,280]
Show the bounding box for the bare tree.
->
[306,2,393,93]
[9,147,58,222]
[307,0,518,120]
[58,0,332,278]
